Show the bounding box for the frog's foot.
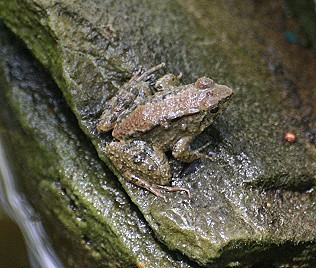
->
[130,175,190,201]
[173,137,214,163]
[147,185,191,202]
[194,141,215,161]
[154,185,191,199]
[197,153,214,161]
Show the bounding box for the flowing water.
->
[0,139,64,268]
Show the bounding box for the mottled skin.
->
[98,64,233,200]
[98,63,166,133]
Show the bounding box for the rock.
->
[0,21,192,267]
[285,0,316,53]
[0,0,315,266]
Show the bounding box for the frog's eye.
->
[195,77,214,89]
[210,106,219,113]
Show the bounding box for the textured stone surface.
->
[286,0,316,53]
[0,0,315,267]
[0,22,192,267]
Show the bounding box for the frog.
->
[98,63,234,200]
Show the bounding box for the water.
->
[0,139,64,268]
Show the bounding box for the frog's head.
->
[194,77,234,126]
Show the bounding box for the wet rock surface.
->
[0,0,315,267]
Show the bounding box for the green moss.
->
[0,22,190,267]
[0,0,315,266]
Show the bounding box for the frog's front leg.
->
[172,136,214,163]
[106,140,190,200]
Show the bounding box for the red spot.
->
[137,262,147,268]
[285,132,296,142]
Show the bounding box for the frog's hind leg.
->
[124,63,166,87]
[126,172,191,201]
[126,173,167,201]
[154,184,191,199]
[135,62,166,82]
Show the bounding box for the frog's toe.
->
[154,185,191,199]
[147,187,168,202]
[144,183,191,201]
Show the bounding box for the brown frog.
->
[98,63,233,200]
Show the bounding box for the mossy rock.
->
[0,1,315,267]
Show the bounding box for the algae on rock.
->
[0,22,192,268]
[0,0,315,267]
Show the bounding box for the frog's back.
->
[112,78,233,147]
[111,85,201,138]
